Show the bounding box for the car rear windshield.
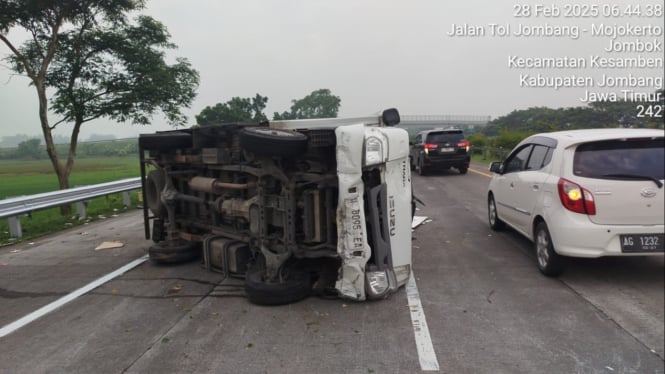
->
[426,132,464,143]
[573,137,664,180]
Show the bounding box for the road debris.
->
[412,216,429,229]
[167,284,183,295]
[94,241,124,250]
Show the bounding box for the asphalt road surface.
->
[1,161,663,373]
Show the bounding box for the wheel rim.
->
[489,198,497,225]
[536,229,549,268]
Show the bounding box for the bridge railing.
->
[0,177,142,238]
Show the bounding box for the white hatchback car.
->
[487,128,664,276]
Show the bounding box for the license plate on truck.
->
[620,234,665,253]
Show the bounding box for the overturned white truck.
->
[139,109,413,305]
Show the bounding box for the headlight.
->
[366,270,390,297]
[365,269,397,299]
[365,136,384,166]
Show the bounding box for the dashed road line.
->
[469,167,493,178]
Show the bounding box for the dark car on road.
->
[409,128,470,175]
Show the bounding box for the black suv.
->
[409,128,470,175]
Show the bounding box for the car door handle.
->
[532,184,539,191]
[510,182,514,188]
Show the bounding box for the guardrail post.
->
[76,201,88,220]
[8,216,23,238]
[122,191,131,206]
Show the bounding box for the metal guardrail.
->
[470,145,510,161]
[0,177,141,238]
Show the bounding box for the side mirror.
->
[409,140,414,146]
[489,161,503,174]
[382,108,400,126]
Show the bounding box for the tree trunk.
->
[34,80,73,216]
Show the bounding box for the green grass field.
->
[0,156,142,245]
[0,156,140,199]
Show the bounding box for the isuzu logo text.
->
[389,195,396,236]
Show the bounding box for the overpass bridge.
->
[396,114,491,135]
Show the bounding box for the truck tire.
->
[139,132,192,151]
[245,267,312,305]
[145,170,167,217]
[239,127,308,158]
[149,240,201,264]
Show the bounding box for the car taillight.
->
[423,143,437,155]
[557,178,596,215]
[457,140,470,152]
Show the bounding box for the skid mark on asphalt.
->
[0,255,148,338]
[406,270,440,371]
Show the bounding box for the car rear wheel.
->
[534,222,564,277]
[458,165,468,174]
[417,158,427,176]
[488,194,505,230]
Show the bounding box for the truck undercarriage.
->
[139,110,412,305]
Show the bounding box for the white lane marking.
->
[0,255,148,338]
[406,270,440,371]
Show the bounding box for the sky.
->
[0,0,663,141]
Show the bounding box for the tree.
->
[16,138,43,159]
[0,0,199,210]
[466,133,487,148]
[273,89,340,120]
[196,94,268,125]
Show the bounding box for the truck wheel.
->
[139,132,192,151]
[239,127,308,158]
[145,170,167,217]
[149,240,201,264]
[245,267,312,305]
[535,222,564,277]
